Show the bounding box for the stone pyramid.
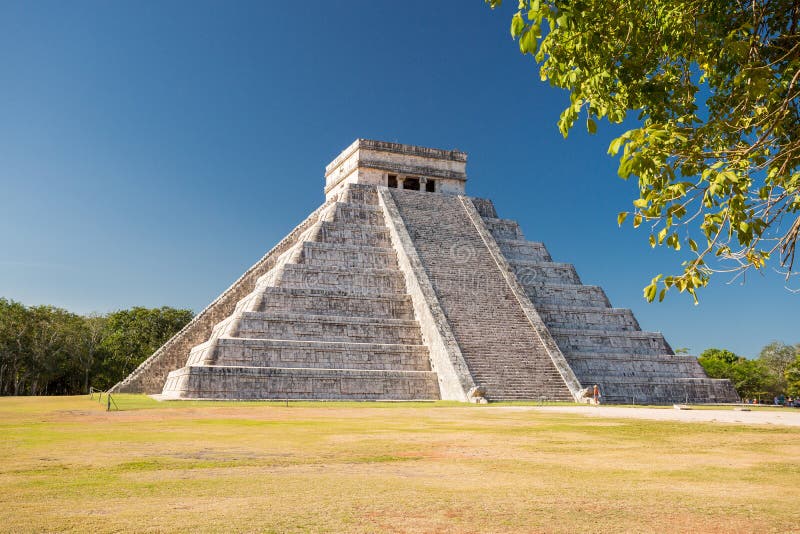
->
[112,140,738,404]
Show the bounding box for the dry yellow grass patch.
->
[0,396,797,533]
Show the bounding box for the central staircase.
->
[389,188,574,401]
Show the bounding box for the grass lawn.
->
[1,396,798,533]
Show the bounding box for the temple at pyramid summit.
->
[112,139,738,404]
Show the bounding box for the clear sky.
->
[0,1,796,358]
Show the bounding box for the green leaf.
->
[633,198,648,208]
[586,117,597,134]
[519,27,537,54]
[511,12,525,37]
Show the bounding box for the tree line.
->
[2,295,798,401]
[698,342,800,401]
[0,298,192,396]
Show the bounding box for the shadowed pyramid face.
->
[113,140,739,405]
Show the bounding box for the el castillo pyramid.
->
[112,139,738,404]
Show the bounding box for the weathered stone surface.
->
[235,312,424,344]
[377,188,478,402]
[482,217,525,240]
[496,239,552,263]
[521,283,611,309]
[274,264,407,295]
[197,338,431,371]
[258,287,414,319]
[389,188,574,401]
[162,366,439,400]
[535,306,640,331]
[512,261,582,285]
[325,139,468,200]
[550,328,673,354]
[117,139,738,404]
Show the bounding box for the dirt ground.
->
[517,405,800,426]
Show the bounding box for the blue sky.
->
[0,0,796,357]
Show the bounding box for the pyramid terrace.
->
[113,140,738,404]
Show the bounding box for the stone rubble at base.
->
[112,139,739,404]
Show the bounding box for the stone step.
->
[511,261,581,285]
[311,221,392,248]
[299,241,397,269]
[191,337,430,371]
[275,264,407,294]
[258,286,414,319]
[566,352,708,379]
[552,328,672,355]
[235,311,424,344]
[524,283,611,308]
[496,238,552,262]
[536,305,640,331]
[339,185,380,205]
[481,217,525,240]
[471,197,498,218]
[587,377,739,404]
[327,202,385,225]
[162,365,440,400]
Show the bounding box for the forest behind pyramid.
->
[112,140,738,404]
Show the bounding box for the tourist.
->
[593,384,601,405]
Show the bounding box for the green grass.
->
[1,396,798,533]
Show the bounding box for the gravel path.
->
[506,405,800,427]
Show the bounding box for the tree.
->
[698,347,773,399]
[785,353,800,396]
[486,0,800,301]
[24,306,78,395]
[96,306,193,390]
[698,348,741,381]
[0,298,32,395]
[731,358,774,400]
[63,314,108,394]
[757,340,798,393]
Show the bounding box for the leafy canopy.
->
[486,0,800,302]
[698,347,773,398]
[785,351,800,396]
[757,340,797,391]
[0,299,193,395]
